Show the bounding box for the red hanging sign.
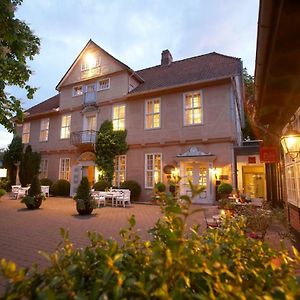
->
[259,146,280,163]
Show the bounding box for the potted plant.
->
[21,175,45,209]
[217,182,233,199]
[74,177,97,215]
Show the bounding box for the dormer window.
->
[98,78,110,91]
[81,53,100,71]
[72,85,83,97]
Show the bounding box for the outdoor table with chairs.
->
[10,185,50,199]
[91,189,131,208]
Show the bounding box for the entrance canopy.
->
[176,147,216,162]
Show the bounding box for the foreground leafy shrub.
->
[40,178,53,188]
[1,186,300,299]
[51,179,70,196]
[0,189,6,197]
[93,180,110,191]
[120,180,141,201]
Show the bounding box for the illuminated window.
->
[81,54,100,71]
[145,98,160,129]
[113,104,125,130]
[40,159,48,178]
[98,78,110,91]
[199,167,207,187]
[60,114,71,139]
[145,153,162,188]
[22,122,30,144]
[40,118,49,142]
[72,85,83,97]
[59,158,70,181]
[184,91,203,125]
[113,155,126,187]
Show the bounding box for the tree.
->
[19,144,41,186]
[3,136,23,184]
[95,121,128,184]
[242,68,256,140]
[0,0,40,132]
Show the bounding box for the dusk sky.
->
[1,0,259,148]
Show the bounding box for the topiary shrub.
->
[0,189,6,197]
[21,175,45,209]
[51,179,70,197]
[40,178,53,188]
[154,182,166,192]
[120,180,141,201]
[93,180,110,191]
[217,182,233,196]
[74,177,96,215]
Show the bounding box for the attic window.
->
[98,78,110,91]
[72,85,83,97]
[81,53,100,71]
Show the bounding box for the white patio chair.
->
[10,185,21,199]
[41,186,50,197]
[116,189,131,207]
[17,187,28,199]
[91,191,106,207]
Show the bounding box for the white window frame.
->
[145,153,162,189]
[183,90,203,126]
[72,85,83,97]
[39,118,49,142]
[145,98,161,130]
[22,122,30,144]
[40,159,48,179]
[59,158,71,181]
[81,55,101,71]
[113,155,126,187]
[112,104,126,131]
[97,78,110,91]
[60,114,71,139]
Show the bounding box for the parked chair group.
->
[10,185,50,199]
[91,189,131,208]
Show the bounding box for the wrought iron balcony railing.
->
[70,130,97,146]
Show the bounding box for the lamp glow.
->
[281,129,300,160]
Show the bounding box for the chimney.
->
[161,49,173,66]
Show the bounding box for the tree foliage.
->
[3,136,23,184]
[95,120,128,184]
[0,0,40,132]
[242,68,256,140]
[19,144,41,186]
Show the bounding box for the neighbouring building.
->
[255,0,300,235]
[16,39,245,202]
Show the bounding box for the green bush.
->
[154,182,166,192]
[0,189,6,197]
[51,179,70,197]
[120,180,141,201]
[0,178,10,191]
[1,187,300,299]
[28,175,41,197]
[93,180,110,191]
[217,182,233,195]
[74,177,90,200]
[40,178,53,187]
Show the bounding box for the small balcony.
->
[84,92,96,105]
[70,130,97,149]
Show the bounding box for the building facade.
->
[17,40,244,202]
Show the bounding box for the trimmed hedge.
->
[93,180,110,191]
[40,178,53,188]
[120,180,141,201]
[217,182,233,195]
[51,179,70,197]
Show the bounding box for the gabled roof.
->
[130,52,242,94]
[26,94,60,116]
[56,39,143,90]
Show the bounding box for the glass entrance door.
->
[182,162,208,203]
